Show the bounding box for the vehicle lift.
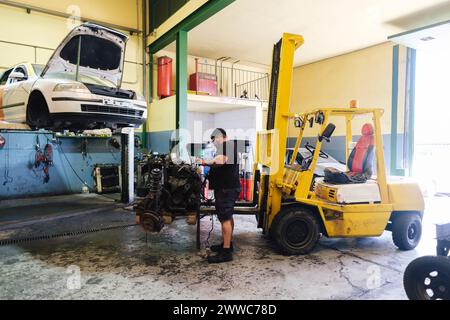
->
[195,33,425,255]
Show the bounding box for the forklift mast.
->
[256,33,304,232]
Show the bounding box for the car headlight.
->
[53,83,90,94]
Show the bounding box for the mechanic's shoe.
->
[207,250,233,264]
[210,242,234,253]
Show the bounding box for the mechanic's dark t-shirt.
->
[208,141,241,190]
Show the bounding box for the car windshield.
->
[32,64,45,76]
[44,72,116,87]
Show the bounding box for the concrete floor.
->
[0,194,448,300]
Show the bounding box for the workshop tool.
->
[34,136,53,184]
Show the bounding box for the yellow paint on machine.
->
[387,179,426,212]
[323,210,392,238]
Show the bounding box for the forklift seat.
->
[348,123,375,175]
[324,123,375,184]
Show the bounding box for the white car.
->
[0,23,147,131]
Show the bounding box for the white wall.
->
[188,107,259,144]
[187,111,214,143]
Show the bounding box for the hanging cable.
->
[3,133,13,186]
[205,214,215,249]
[57,139,117,202]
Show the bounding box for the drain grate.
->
[0,224,137,247]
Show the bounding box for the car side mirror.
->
[319,123,336,142]
[9,72,26,80]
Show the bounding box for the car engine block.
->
[135,154,203,232]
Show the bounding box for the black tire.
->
[392,213,422,250]
[268,209,283,240]
[437,242,449,257]
[272,207,320,255]
[26,91,52,130]
[404,255,450,300]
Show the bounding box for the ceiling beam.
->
[149,0,235,54]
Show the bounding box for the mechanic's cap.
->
[211,128,227,140]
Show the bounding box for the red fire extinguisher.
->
[240,172,245,201]
[158,56,172,99]
[245,172,253,202]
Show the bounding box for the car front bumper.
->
[50,112,145,128]
[49,94,147,128]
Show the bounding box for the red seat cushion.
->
[348,124,375,174]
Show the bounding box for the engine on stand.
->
[135,154,203,232]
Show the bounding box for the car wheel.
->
[26,91,53,130]
[392,213,422,251]
[404,256,450,300]
[272,206,320,255]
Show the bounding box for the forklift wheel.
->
[404,255,450,300]
[272,207,320,255]
[392,213,422,251]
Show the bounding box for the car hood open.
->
[41,23,128,88]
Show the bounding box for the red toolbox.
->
[189,72,218,96]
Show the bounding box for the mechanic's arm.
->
[198,154,228,167]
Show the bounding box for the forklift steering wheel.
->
[301,157,313,170]
[305,143,329,159]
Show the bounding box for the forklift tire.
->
[392,213,422,251]
[268,210,283,240]
[404,255,450,300]
[272,207,320,255]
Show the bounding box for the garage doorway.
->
[414,48,450,196]
[390,21,450,197]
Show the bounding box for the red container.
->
[245,172,253,202]
[240,173,245,201]
[158,56,172,98]
[189,72,217,96]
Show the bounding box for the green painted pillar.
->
[406,47,416,177]
[143,53,153,150]
[390,45,416,177]
[390,45,403,176]
[176,30,188,158]
[176,30,188,131]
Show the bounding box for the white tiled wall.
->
[213,108,257,143]
[187,112,215,143]
[188,108,258,144]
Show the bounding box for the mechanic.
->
[197,128,241,264]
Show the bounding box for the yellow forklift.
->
[136,33,425,256]
[253,33,425,255]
